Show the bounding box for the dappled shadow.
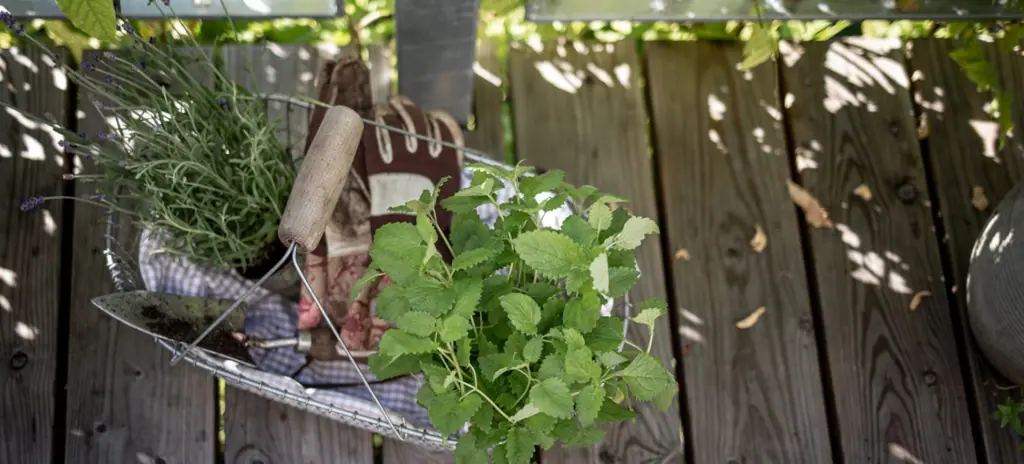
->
[517,40,633,94]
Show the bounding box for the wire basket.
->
[99,94,633,451]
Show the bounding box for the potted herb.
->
[355,163,678,462]
[11,20,297,276]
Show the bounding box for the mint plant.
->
[354,162,678,463]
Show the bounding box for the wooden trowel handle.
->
[279,105,364,252]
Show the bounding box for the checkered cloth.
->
[138,167,579,429]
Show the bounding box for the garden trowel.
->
[90,290,255,366]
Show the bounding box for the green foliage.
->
[994,392,1024,449]
[362,163,677,462]
[56,0,117,41]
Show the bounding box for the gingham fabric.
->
[138,166,578,428]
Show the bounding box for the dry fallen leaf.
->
[736,306,767,329]
[674,248,691,261]
[750,225,767,253]
[972,186,989,211]
[786,179,833,228]
[853,184,873,201]
[910,290,932,311]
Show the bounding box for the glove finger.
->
[387,95,429,155]
[327,58,374,118]
[426,109,465,166]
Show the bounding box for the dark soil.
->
[235,237,289,281]
[140,304,255,365]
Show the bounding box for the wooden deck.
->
[2,37,1024,463]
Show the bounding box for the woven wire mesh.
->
[100,94,633,451]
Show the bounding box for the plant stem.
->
[456,380,513,423]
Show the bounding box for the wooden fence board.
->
[781,38,977,463]
[645,40,834,464]
[63,49,217,464]
[464,40,507,161]
[509,40,685,463]
[218,44,375,464]
[909,38,1024,463]
[0,46,68,464]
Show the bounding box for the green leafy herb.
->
[359,163,677,461]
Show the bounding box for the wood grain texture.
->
[223,387,374,463]
[645,40,834,464]
[509,40,684,464]
[383,439,455,464]
[219,45,374,464]
[0,46,67,464]
[909,38,1024,462]
[464,40,507,161]
[64,50,217,463]
[781,38,977,463]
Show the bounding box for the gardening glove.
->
[362,95,465,263]
[297,58,376,331]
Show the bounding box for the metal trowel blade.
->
[91,290,255,365]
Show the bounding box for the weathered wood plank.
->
[909,38,1024,462]
[383,440,455,464]
[464,40,507,161]
[646,40,834,464]
[219,44,375,464]
[63,49,217,464]
[781,38,977,463]
[509,40,684,463]
[0,46,68,464]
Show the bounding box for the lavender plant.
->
[3,10,296,271]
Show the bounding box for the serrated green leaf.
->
[396,311,438,337]
[525,413,557,449]
[440,314,471,343]
[480,352,515,381]
[492,361,529,382]
[540,192,570,212]
[511,230,586,279]
[740,24,779,70]
[523,337,544,364]
[538,354,565,380]
[455,177,497,198]
[617,354,676,402]
[491,444,510,464]
[575,385,605,427]
[454,431,489,464]
[561,215,598,246]
[500,293,542,335]
[633,297,667,328]
[587,317,624,352]
[505,427,535,464]
[377,330,438,360]
[472,401,495,432]
[452,277,483,318]
[589,253,610,294]
[565,346,602,384]
[612,216,660,251]
[588,202,613,231]
[564,426,607,448]
[529,378,574,419]
[520,169,565,198]
[349,268,383,302]
[654,380,678,412]
[416,211,438,245]
[510,402,541,423]
[595,398,638,423]
[58,0,117,41]
[442,195,491,214]
[450,214,492,254]
[367,353,426,380]
[426,391,482,435]
[561,328,587,349]
[563,290,602,333]
[608,266,639,298]
[405,277,456,316]
[565,267,591,294]
[375,282,411,322]
[452,247,496,272]
[421,361,452,394]
[597,351,628,368]
[371,223,427,283]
